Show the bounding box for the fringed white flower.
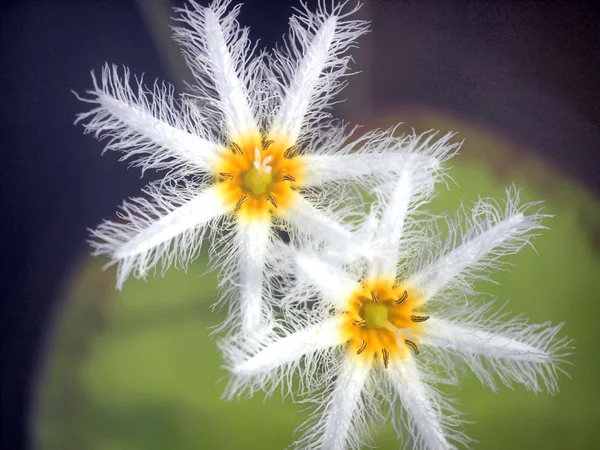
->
[75,0,452,336]
[223,174,572,449]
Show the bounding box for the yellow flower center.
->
[361,302,389,329]
[213,133,304,221]
[340,278,428,368]
[243,167,273,196]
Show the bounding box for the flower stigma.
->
[214,134,304,221]
[340,278,429,368]
[243,149,273,195]
[361,302,388,329]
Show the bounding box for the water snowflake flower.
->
[75,0,441,335]
[224,170,572,449]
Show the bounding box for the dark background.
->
[1,1,599,448]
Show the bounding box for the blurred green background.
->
[34,115,600,449]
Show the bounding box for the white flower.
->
[75,0,447,335]
[223,171,572,449]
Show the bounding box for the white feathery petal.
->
[301,152,430,186]
[230,318,342,379]
[369,160,436,278]
[282,196,353,247]
[427,318,550,362]
[270,14,336,142]
[301,129,457,186]
[423,313,572,394]
[173,0,258,139]
[269,2,368,144]
[409,187,547,303]
[370,171,414,278]
[222,317,343,399]
[388,358,457,450]
[236,219,272,336]
[91,184,227,290]
[75,65,218,173]
[294,250,360,309]
[297,357,371,450]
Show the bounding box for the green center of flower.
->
[243,167,273,196]
[360,302,389,329]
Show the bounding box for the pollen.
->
[214,133,304,221]
[340,278,428,367]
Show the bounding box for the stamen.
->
[410,315,430,323]
[235,195,247,211]
[405,339,419,356]
[382,348,389,369]
[253,148,262,170]
[283,145,297,158]
[262,155,273,170]
[262,139,274,150]
[267,195,278,209]
[352,319,366,327]
[230,142,243,155]
[371,290,379,303]
[283,174,296,182]
[395,290,408,305]
[252,148,273,174]
[219,172,234,180]
[357,340,367,355]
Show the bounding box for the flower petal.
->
[296,356,372,450]
[282,196,353,247]
[294,250,360,309]
[230,318,341,378]
[423,316,572,393]
[300,130,456,186]
[370,163,436,279]
[409,187,547,303]
[91,184,227,289]
[388,358,458,450]
[173,0,258,139]
[223,318,343,399]
[235,219,272,336]
[75,65,218,173]
[269,3,368,144]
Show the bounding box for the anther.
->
[235,195,247,211]
[382,348,389,369]
[410,315,430,323]
[404,339,420,356]
[230,142,244,155]
[371,290,379,303]
[267,195,278,209]
[283,174,296,182]
[352,319,366,327]
[395,290,408,305]
[219,172,234,180]
[283,145,297,158]
[356,340,367,355]
[262,140,274,150]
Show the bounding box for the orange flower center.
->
[213,133,304,222]
[340,278,428,368]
